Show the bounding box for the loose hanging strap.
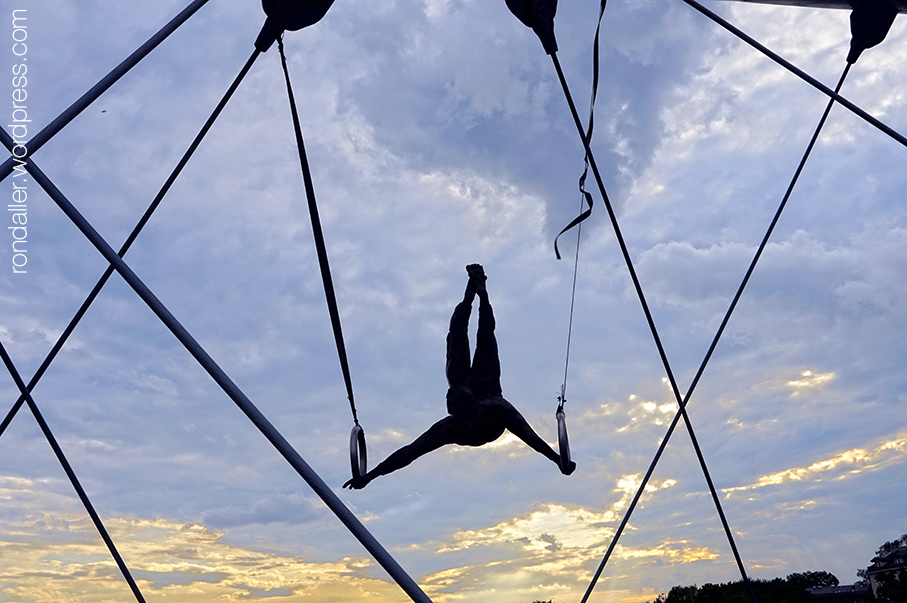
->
[277,36,367,478]
[553,0,606,260]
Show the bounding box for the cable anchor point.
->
[255,0,337,52]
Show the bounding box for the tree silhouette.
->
[785,571,839,589]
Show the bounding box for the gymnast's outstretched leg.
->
[343,416,465,489]
[446,271,478,389]
[495,397,576,475]
[466,266,503,399]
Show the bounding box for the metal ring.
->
[350,424,367,479]
[556,409,571,469]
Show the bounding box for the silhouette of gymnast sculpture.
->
[343,264,575,490]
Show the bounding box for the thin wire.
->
[560,212,582,409]
[277,35,360,425]
[0,342,147,603]
[580,61,852,603]
[0,48,261,439]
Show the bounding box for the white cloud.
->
[724,431,907,495]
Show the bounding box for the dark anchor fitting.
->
[255,0,336,52]
[505,0,559,54]
[848,1,899,63]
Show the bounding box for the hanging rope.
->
[277,35,357,423]
[277,36,367,479]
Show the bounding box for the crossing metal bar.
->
[0,128,433,603]
[679,0,907,149]
[548,54,756,603]
[585,61,852,603]
[570,32,851,603]
[0,342,147,603]
[0,48,260,439]
[0,0,213,181]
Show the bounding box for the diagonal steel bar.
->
[0,48,260,439]
[654,66,851,481]
[0,341,147,602]
[0,130,433,603]
[579,53,851,603]
[0,0,213,182]
[549,53,757,603]
[679,0,907,149]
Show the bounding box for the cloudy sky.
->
[1,0,906,601]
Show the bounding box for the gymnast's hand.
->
[343,475,369,490]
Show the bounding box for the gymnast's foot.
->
[466,264,486,294]
[466,264,486,281]
[560,459,576,476]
